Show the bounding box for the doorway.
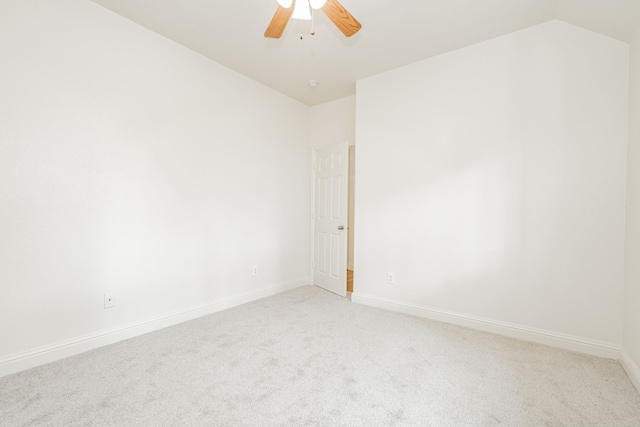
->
[311,142,355,297]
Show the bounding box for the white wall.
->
[0,0,310,375]
[623,24,640,390]
[309,95,356,148]
[353,21,629,357]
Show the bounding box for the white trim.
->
[347,262,354,270]
[0,278,308,378]
[351,292,619,359]
[620,348,640,393]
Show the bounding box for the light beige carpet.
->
[1,285,639,426]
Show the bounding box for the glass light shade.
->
[309,0,326,9]
[277,0,293,8]
[291,0,311,20]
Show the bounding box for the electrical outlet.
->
[252,265,258,276]
[387,272,395,284]
[104,293,115,309]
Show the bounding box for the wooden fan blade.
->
[322,0,361,37]
[264,4,295,39]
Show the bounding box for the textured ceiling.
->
[89,0,640,106]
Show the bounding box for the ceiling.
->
[89,0,640,106]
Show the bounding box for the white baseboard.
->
[351,292,619,359]
[620,348,640,393]
[347,262,354,270]
[0,278,308,378]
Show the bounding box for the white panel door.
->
[314,142,348,297]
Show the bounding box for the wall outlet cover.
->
[104,293,115,309]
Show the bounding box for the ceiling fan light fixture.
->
[309,0,327,9]
[264,0,361,39]
[277,0,293,8]
[291,0,311,20]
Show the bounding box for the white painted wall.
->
[353,21,629,354]
[0,0,310,374]
[623,24,640,390]
[309,95,356,148]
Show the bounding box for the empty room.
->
[1,0,640,425]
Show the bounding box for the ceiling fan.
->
[264,0,361,39]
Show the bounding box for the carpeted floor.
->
[1,285,640,426]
